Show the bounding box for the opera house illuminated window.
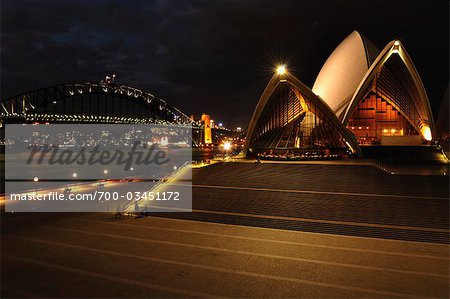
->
[245,68,361,156]
[347,95,419,145]
[249,79,352,150]
[245,31,435,156]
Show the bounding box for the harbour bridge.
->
[0,82,192,125]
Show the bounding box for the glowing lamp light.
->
[223,141,232,151]
[103,169,109,175]
[392,40,401,53]
[33,177,39,182]
[276,65,286,75]
[72,172,77,178]
[421,126,432,141]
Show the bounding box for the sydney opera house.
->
[245,31,437,157]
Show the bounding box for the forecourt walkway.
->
[2,214,449,298]
[1,162,449,298]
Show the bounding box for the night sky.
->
[1,0,448,128]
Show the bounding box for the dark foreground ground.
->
[1,162,449,298]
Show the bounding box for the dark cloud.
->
[1,0,448,128]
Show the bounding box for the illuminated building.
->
[314,31,434,145]
[245,66,361,156]
[201,114,212,144]
[245,31,436,155]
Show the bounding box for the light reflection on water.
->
[192,148,218,162]
[3,148,218,194]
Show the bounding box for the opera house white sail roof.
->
[312,31,379,119]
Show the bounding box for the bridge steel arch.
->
[0,82,192,125]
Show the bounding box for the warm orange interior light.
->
[421,126,432,141]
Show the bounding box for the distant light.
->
[391,128,396,134]
[130,167,134,171]
[72,172,77,178]
[103,169,108,174]
[218,123,223,127]
[276,65,286,75]
[33,177,39,182]
[223,141,232,151]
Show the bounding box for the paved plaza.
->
[1,163,449,298]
